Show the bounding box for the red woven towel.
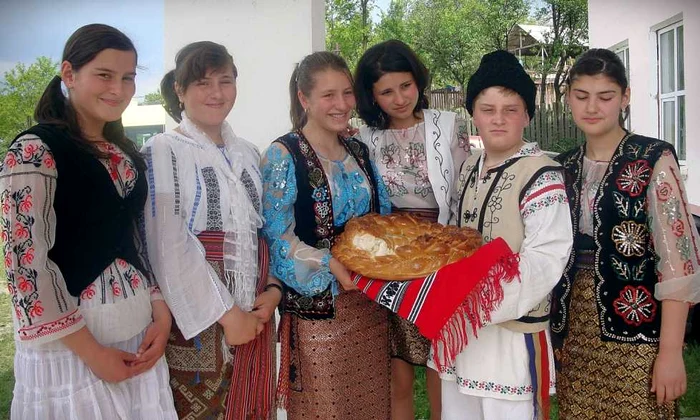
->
[352,237,520,370]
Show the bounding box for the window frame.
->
[656,20,685,161]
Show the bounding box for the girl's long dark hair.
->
[34,23,145,173]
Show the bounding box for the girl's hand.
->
[252,280,282,323]
[219,306,264,346]
[330,257,358,291]
[651,348,687,405]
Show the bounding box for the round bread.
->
[332,213,483,280]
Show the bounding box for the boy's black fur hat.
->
[465,50,536,120]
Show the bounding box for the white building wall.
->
[164,0,325,151]
[588,0,700,205]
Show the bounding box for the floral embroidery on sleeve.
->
[1,138,85,343]
[649,150,700,302]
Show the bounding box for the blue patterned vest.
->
[273,131,379,319]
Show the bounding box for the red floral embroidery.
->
[7,282,15,296]
[81,283,96,300]
[111,281,121,296]
[613,285,657,327]
[13,222,30,240]
[117,258,128,268]
[23,143,39,159]
[29,301,44,318]
[43,156,55,169]
[655,181,672,201]
[130,273,140,289]
[671,219,685,237]
[1,197,11,215]
[4,254,11,269]
[20,247,34,265]
[17,275,34,293]
[685,260,696,276]
[4,153,17,168]
[616,160,651,197]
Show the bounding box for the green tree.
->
[533,0,588,110]
[373,0,415,45]
[326,0,375,70]
[406,0,529,90]
[475,0,531,51]
[142,90,164,105]
[0,57,59,153]
[410,0,486,90]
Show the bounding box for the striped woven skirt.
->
[167,232,277,420]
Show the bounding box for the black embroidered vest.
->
[274,131,380,319]
[12,124,148,297]
[552,134,676,343]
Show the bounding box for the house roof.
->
[507,24,552,56]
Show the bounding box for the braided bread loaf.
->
[332,213,483,280]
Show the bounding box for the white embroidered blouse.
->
[0,135,161,348]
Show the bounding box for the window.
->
[657,21,685,160]
[613,42,631,130]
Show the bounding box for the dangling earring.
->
[179,101,184,110]
[377,112,386,127]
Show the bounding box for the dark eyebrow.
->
[94,67,136,77]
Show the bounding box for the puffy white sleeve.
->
[0,136,86,345]
[489,169,573,324]
[142,135,233,339]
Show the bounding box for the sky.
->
[0,0,164,99]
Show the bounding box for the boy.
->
[437,50,573,420]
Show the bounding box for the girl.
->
[261,51,392,420]
[552,48,700,419]
[354,39,470,420]
[143,41,280,419]
[0,24,176,419]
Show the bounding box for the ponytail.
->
[289,65,306,131]
[161,70,182,123]
[288,51,352,131]
[34,75,80,139]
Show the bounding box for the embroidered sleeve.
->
[371,160,392,215]
[648,151,700,303]
[261,143,336,296]
[0,136,86,344]
[489,169,572,324]
[142,136,234,339]
[448,158,471,226]
[520,170,569,220]
[451,118,472,168]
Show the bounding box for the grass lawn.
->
[0,291,14,419]
[413,344,700,419]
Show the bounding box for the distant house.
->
[588,0,699,207]
[507,24,582,106]
[121,99,165,147]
